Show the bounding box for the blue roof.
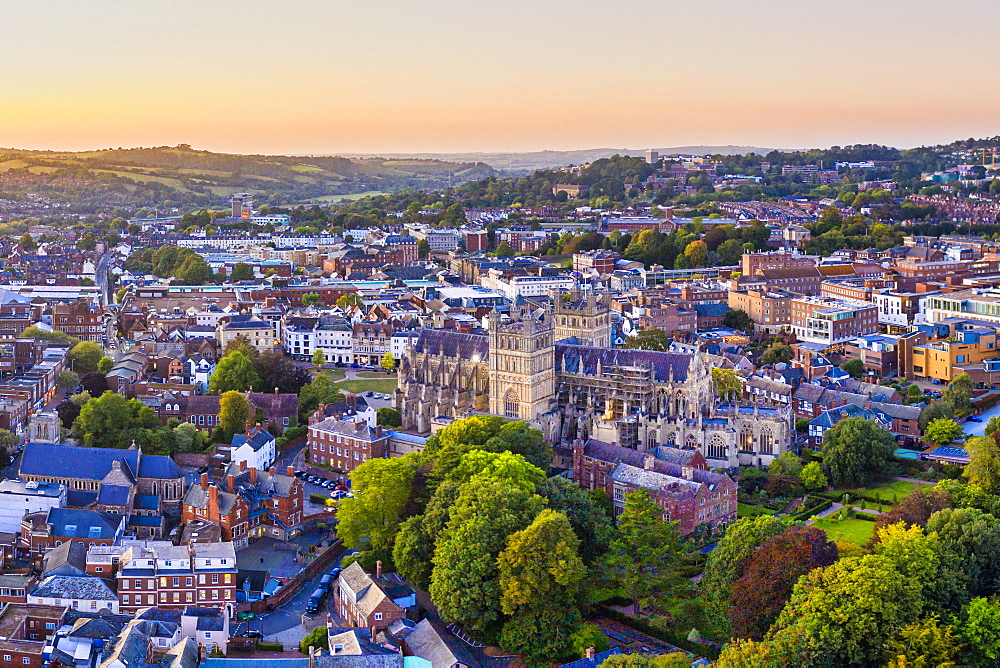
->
[387,430,427,445]
[21,443,138,482]
[47,508,121,539]
[133,495,159,511]
[138,454,181,480]
[97,485,131,506]
[128,516,162,527]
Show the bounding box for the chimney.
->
[375,560,382,578]
[586,647,596,660]
[250,468,257,484]
[200,472,208,488]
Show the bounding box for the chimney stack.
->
[586,647,596,660]
[375,560,382,578]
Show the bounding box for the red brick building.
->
[52,299,102,342]
[308,418,390,480]
[116,542,237,614]
[572,439,735,536]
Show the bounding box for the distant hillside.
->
[337,146,776,172]
[0,145,497,216]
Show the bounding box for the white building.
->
[230,428,277,471]
[479,268,577,300]
[0,480,66,534]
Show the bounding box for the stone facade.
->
[396,301,792,468]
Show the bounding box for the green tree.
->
[429,477,545,634]
[821,416,896,487]
[799,461,828,491]
[217,391,249,439]
[537,477,613,564]
[623,327,671,351]
[69,341,105,374]
[337,458,415,555]
[301,292,321,307]
[381,351,396,372]
[701,515,788,634]
[209,351,260,394]
[599,488,685,615]
[958,597,1000,666]
[924,418,964,445]
[964,436,1000,494]
[943,373,973,412]
[684,240,708,267]
[495,241,515,257]
[56,370,80,391]
[311,349,326,366]
[72,392,158,449]
[97,356,114,374]
[376,407,401,427]
[841,358,865,378]
[887,615,961,668]
[336,293,364,310]
[712,368,742,400]
[497,509,586,660]
[297,374,342,422]
[723,308,754,333]
[298,626,328,654]
[229,262,254,282]
[919,401,955,432]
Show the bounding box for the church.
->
[395,293,792,469]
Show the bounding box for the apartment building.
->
[790,296,878,346]
[116,542,237,614]
[52,300,102,343]
[308,418,390,478]
[727,289,795,332]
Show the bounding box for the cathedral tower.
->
[488,308,556,422]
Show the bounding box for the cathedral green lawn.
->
[337,377,399,396]
[812,517,876,545]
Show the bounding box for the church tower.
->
[488,308,556,422]
[552,289,612,347]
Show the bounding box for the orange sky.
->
[2,0,999,153]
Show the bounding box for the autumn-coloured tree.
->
[729,526,837,639]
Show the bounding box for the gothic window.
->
[504,389,519,419]
[708,434,727,459]
[739,425,754,452]
[758,427,773,454]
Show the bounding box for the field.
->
[812,517,876,545]
[336,377,398,396]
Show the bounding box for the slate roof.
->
[47,508,122,540]
[32,575,117,602]
[21,443,138,482]
[557,343,692,383]
[400,619,479,668]
[413,329,490,362]
[98,485,131,507]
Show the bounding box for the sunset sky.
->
[3,0,999,154]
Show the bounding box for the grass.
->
[336,378,398,395]
[812,516,876,545]
[737,503,777,518]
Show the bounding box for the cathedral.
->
[395,292,791,468]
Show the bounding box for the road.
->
[962,404,1000,438]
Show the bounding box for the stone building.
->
[396,301,792,468]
